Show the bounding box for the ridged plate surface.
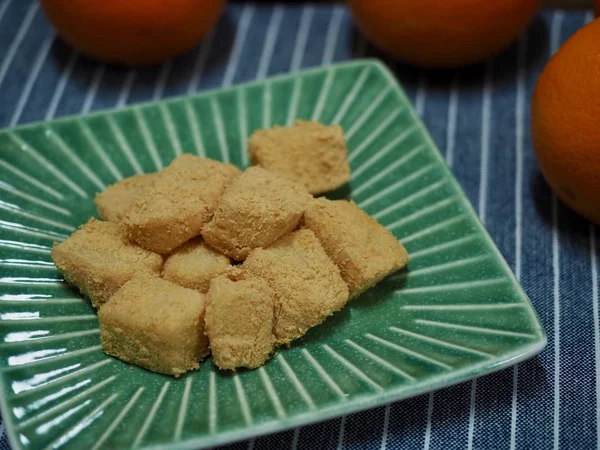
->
[0,60,545,450]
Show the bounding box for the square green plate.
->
[0,60,545,450]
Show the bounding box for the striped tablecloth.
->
[0,1,598,449]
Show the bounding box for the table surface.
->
[0,1,598,449]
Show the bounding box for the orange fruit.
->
[39,0,226,65]
[346,0,541,68]
[531,18,600,224]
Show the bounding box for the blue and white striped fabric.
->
[0,1,598,449]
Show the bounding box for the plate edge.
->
[137,337,547,450]
[369,60,547,342]
[0,334,545,450]
[0,59,382,135]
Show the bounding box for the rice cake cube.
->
[302,198,409,298]
[94,173,158,223]
[205,272,276,370]
[248,120,350,195]
[163,237,232,293]
[98,274,209,377]
[122,154,241,254]
[51,219,163,308]
[243,229,348,345]
[202,166,311,260]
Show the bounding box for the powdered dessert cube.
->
[205,272,276,370]
[244,229,349,345]
[51,219,163,308]
[302,198,409,298]
[122,154,241,254]
[94,173,158,223]
[202,166,311,260]
[98,274,210,377]
[248,120,350,194]
[163,237,232,293]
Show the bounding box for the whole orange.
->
[40,0,226,65]
[532,18,600,224]
[346,0,540,68]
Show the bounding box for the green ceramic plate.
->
[0,60,545,450]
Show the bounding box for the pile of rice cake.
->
[51,121,409,377]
